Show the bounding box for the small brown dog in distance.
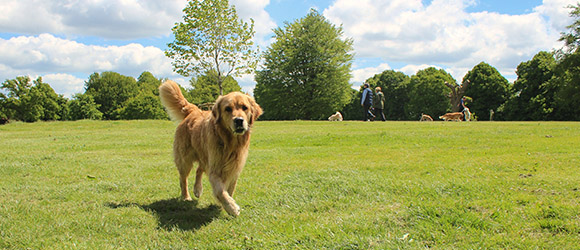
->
[159,80,262,216]
[420,113,433,121]
[439,112,464,121]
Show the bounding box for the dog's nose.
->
[234,117,244,127]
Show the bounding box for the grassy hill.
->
[1,120,579,249]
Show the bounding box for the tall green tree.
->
[166,0,258,96]
[366,70,411,120]
[189,70,241,105]
[463,62,510,121]
[85,72,140,120]
[254,9,354,120]
[406,67,455,120]
[501,52,557,121]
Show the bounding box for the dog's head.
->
[212,92,263,135]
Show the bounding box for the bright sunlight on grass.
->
[1,120,579,249]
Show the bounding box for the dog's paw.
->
[194,187,202,198]
[224,203,240,217]
[183,196,193,201]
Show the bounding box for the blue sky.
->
[0,0,576,97]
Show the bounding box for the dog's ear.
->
[248,96,262,125]
[212,96,223,123]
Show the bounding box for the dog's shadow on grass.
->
[106,198,222,232]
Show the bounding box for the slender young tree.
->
[166,0,258,95]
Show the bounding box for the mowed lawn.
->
[1,120,579,249]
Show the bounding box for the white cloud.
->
[324,0,576,80]
[0,34,181,96]
[535,0,577,30]
[42,74,86,98]
[231,0,277,48]
[0,0,186,39]
[398,64,440,77]
[0,34,175,75]
[351,63,392,84]
[0,0,271,97]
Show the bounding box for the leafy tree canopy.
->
[501,52,557,120]
[406,67,455,120]
[166,0,258,95]
[189,69,241,105]
[0,76,66,122]
[67,93,103,121]
[85,71,140,120]
[463,62,510,120]
[254,9,354,120]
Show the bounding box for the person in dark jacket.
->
[361,83,375,121]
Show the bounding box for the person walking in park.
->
[460,96,468,121]
[361,83,375,121]
[373,87,386,121]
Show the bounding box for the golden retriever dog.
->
[159,80,262,216]
[328,111,343,121]
[439,112,464,121]
[420,113,433,121]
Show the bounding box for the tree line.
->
[0,70,240,122]
[339,53,572,121]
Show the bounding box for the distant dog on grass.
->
[420,113,433,122]
[159,80,262,216]
[328,112,343,121]
[439,112,464,121]
[463,108,471,121]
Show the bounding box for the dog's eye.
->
[225,107,233,112]
[241,105,248,111]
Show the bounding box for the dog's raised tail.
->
[159,80,200,121]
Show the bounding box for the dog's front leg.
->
[209,174,240,216]
[227,178,238,197]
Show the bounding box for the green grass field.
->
[1,120,579,249]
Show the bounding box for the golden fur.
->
[439,112,464,121]
[159,80,262,216]
[420,113,433,121]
